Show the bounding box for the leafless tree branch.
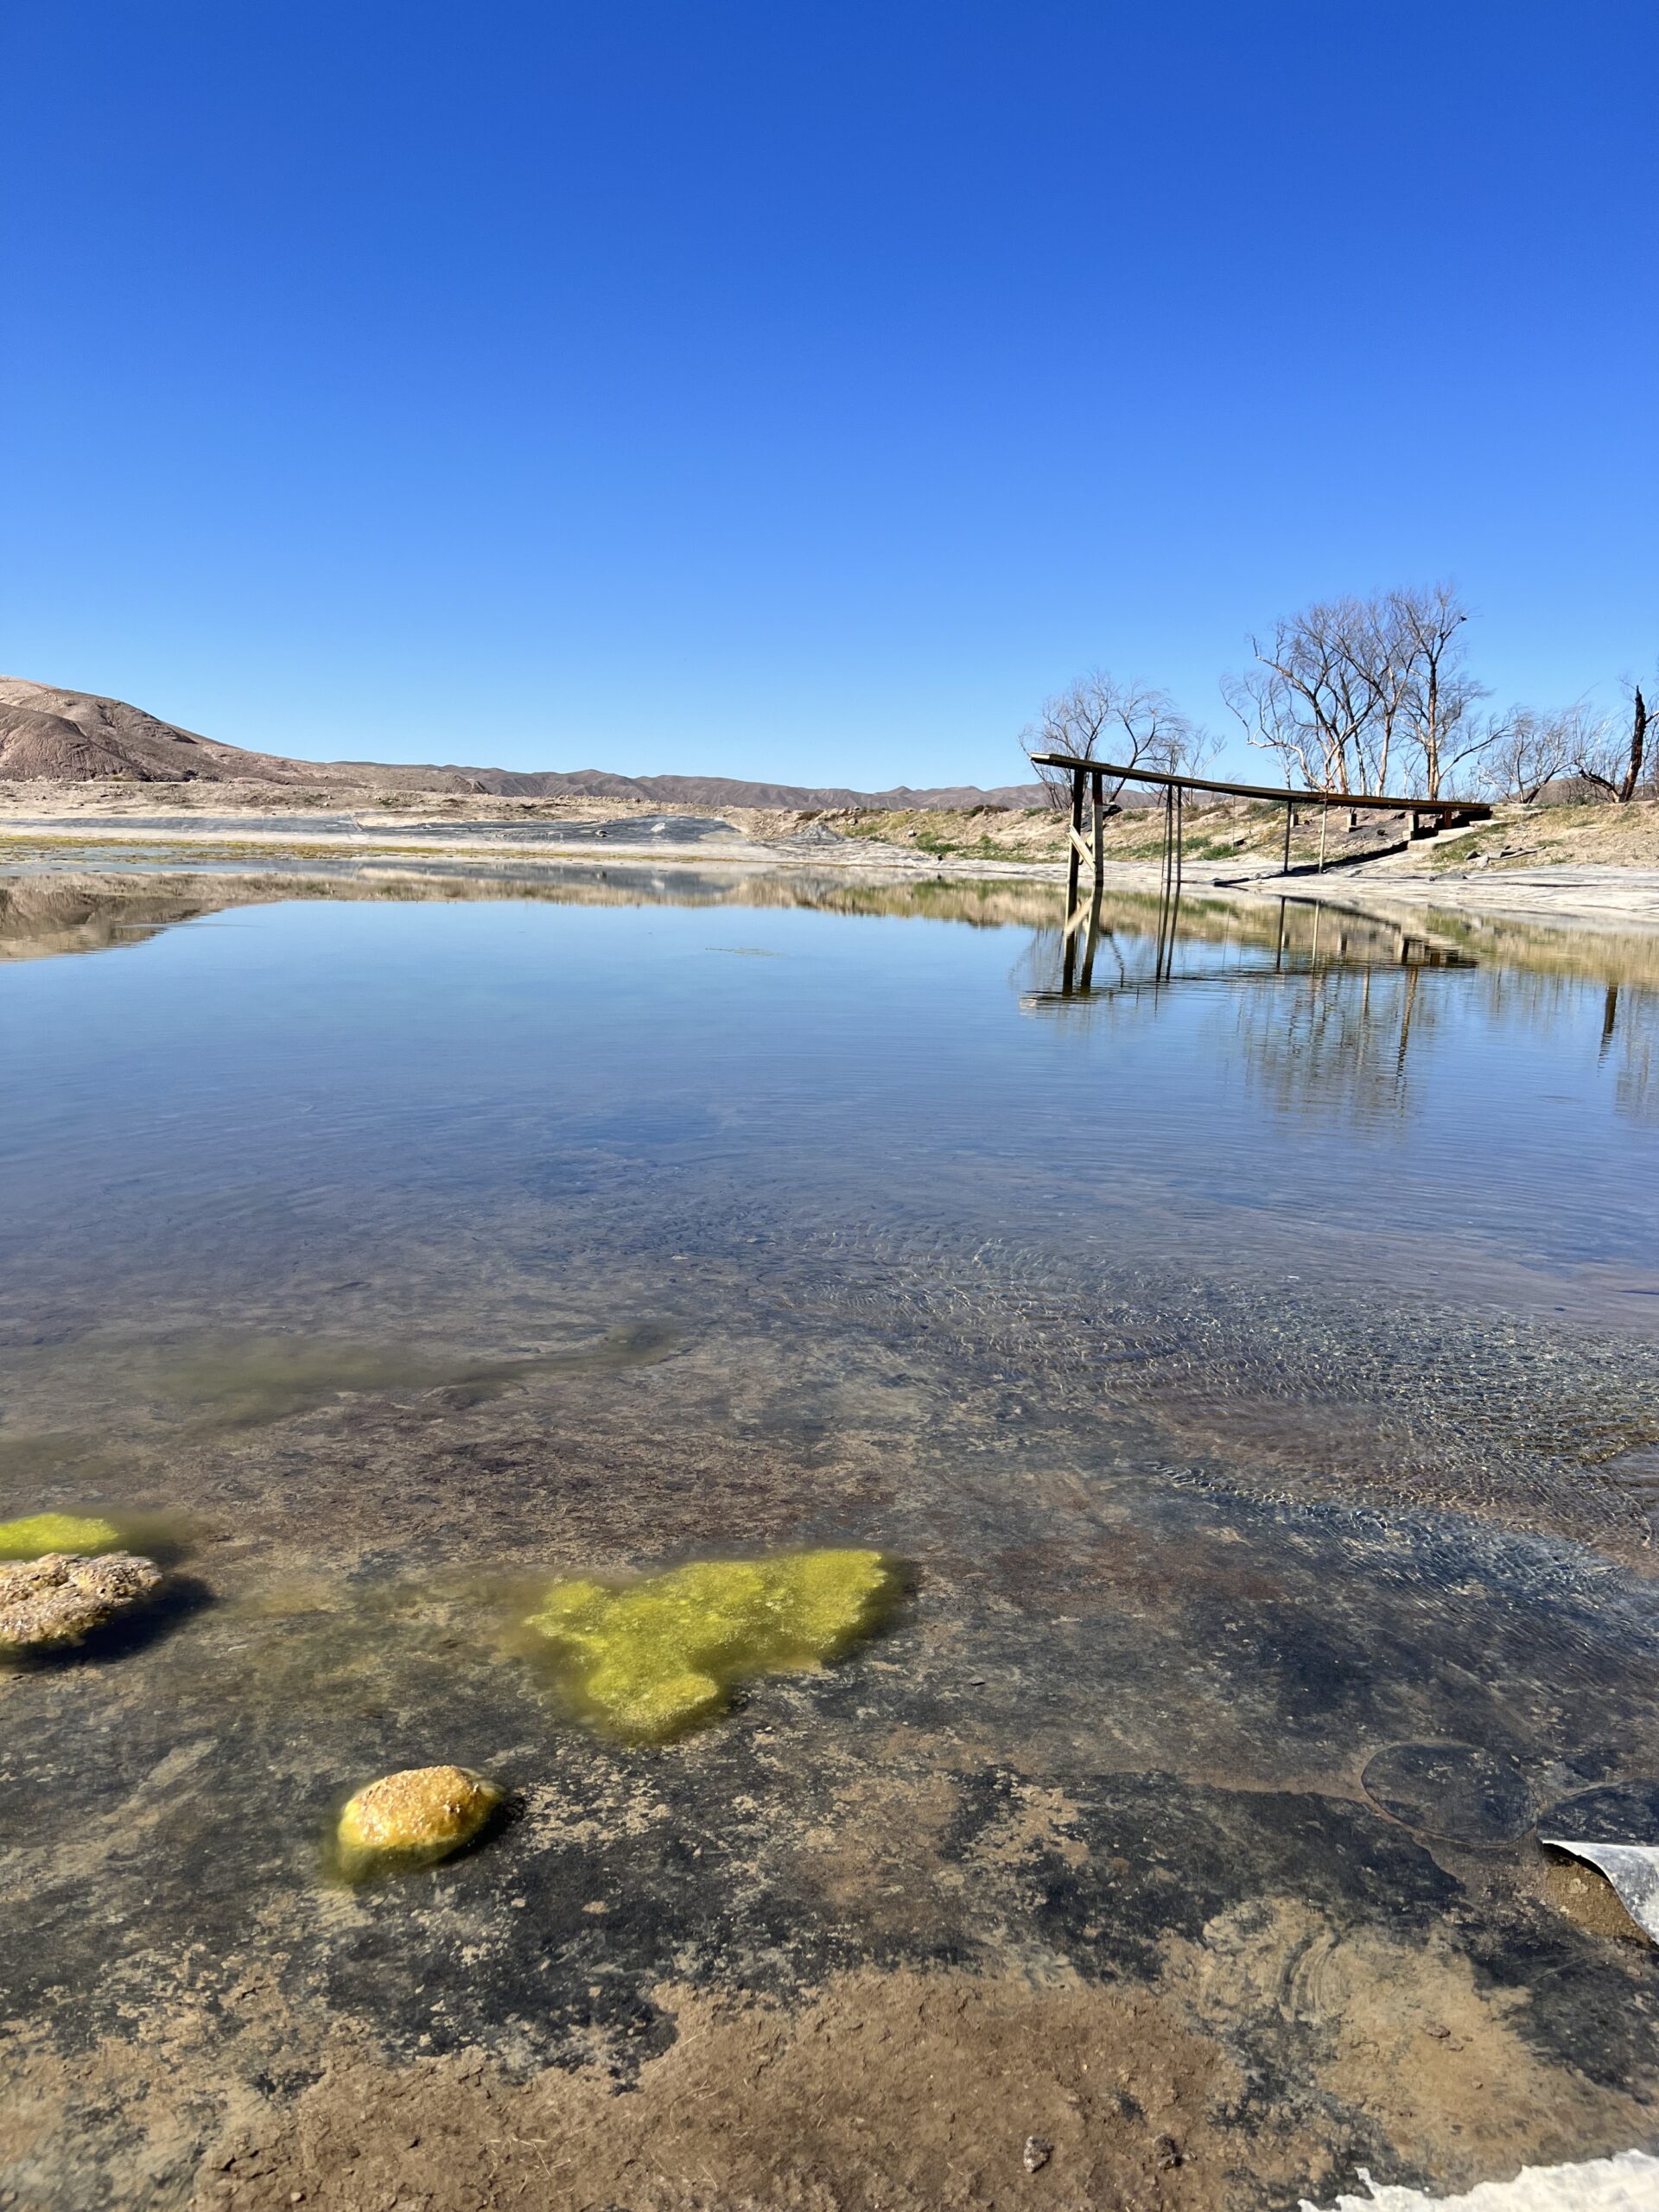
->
[1022,671,1210,807]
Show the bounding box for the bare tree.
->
[1574,681,1652,803]
[1022,672,1210,807]
[1478,705,1586,804]
[1225,584,1495,798]
[1222,597,1383,793]
[1389,582,1488,797]
[1354,595,1412,795]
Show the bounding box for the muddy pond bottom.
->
[2,861,1658,2210]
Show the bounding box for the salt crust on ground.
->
[1303,2150,1659,2212]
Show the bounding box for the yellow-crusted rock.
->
[0,1512,123,1560]
[335,1765,502,1878]
[0,1552,162,1650]
[524,1548,897,1742]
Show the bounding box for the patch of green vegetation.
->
[912,830,1016,859]
[0,1511,123,1559]
[828,810,1052,861]
[524,1548,899,1741]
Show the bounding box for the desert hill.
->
[0,677,1046,810]
[0,677,328,786]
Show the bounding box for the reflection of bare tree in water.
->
[1462,969,1659,1133]
[1016,890,1471,1121]
[1230,962,1442,1123]
[1020,888,1659,1135]
[1599,984,1659,1128]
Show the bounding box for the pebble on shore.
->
[335,1765,503,1879]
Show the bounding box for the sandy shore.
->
[0,804,1055,879]
[4,793,1659,932]
[1243,861,1659,929]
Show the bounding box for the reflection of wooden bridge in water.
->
[1023,897,1478,1011]
[1027,752,1493,998]
[1021,897,1481,1116]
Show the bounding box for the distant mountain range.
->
[0,678,1048,811]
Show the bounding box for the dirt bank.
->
[3,783,1659,930]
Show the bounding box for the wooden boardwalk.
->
[1027,752,1493,931]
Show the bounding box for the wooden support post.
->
[1281,801,1293,875]
[1065,766,1084,922]
[1090,768,1105,888]
[1078,890,1103,990]
[1154,786,1178,982]
[1317,803,1329,874]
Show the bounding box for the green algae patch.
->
[524,1549,899,1741]
[0,1512,124,1560]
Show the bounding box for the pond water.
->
[2,861,1658,2211]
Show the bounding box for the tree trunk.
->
[1578,689,1649,804]
[1619,686,1648,804]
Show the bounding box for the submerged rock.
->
[0,1512,123,1560]
[335,1765,502,1879]
[0,1552,162,1650]
[524,1548,898,1741]
[1361,1740,1534,1844]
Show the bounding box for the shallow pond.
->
[2,861,1657,2211]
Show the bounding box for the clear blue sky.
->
[3,3,1656,787]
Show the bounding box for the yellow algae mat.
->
[524,1548,898,1740]
[0,1511,122,1559]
